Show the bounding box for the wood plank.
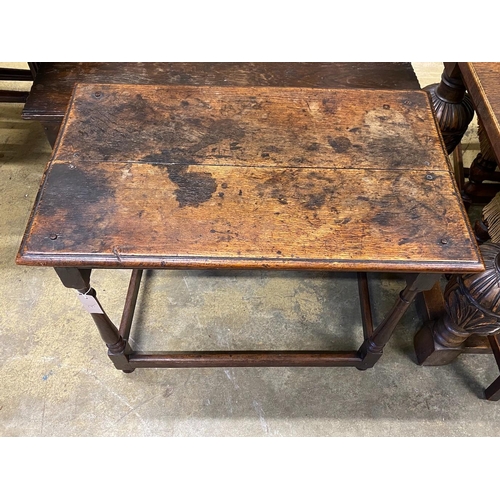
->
[22,62,420,121]
[17,161,482,271]
[55,84,447,171]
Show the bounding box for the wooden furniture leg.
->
[40,122,61,148]
[484,335,500,400]
[54,267,135,372]
[415,242,500,367]
[51,269,438,371]
[424,63,475,156]
[358,273,439,369]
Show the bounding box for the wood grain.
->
[54,85,446,170]
[17,84,482,273]
[22,62,420,121]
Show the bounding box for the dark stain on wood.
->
[307,171,335,183]
[38,163,114,217]
[187,119,246,155]
[322,98,338,114]
[304,193,326,210]
[166,166,217,208]
[372,212,392,227]
[328,136,352,153]
[142,148,195,165]
[142,118,246,166]
[367,136,426,168]
[257,169,336,211]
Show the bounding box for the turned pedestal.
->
[415,243,500,399]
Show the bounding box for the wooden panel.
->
[22,62,420,121]
[17,84,482,272]
[55,84,446,170]
[17,161,481,272]
[458,62,500,162]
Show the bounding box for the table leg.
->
[53,269,439,371]
[423,64,474,156]
[485,335,500,400]
[41,121,61,148]
[358,273,440,369]
[414,253,500,366]
[54,267,134,372]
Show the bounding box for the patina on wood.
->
[22,63,420,146]
[22,62,420,121]
[17,84,482,274]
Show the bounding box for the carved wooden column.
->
[423,64,475,155]
[414,243,500,366]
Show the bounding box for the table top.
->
[22,63,420,121]
[16,83,483,273]
[458,62,500,163]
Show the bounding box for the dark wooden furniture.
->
[16,82,483,372]
[417,62,500,399]
[0,63,39,103]
[459,63,500,206]
[21,63,421,146]
[425,63,500,206]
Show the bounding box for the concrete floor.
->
[1,63,500,437]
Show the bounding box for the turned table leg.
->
[424,64,474,156]
[358,273,440,369]
[54,267,134,372]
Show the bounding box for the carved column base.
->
[414,318,467,366]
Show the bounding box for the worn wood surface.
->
[458,63,500,164]
[17,84,482,273]
[22,62,420,121]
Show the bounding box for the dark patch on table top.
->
[166,165,217,208]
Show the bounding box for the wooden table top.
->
[458,63,500,163]
[17,83,483,273]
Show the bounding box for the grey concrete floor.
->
[1,63,500,437]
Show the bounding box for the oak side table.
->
[16,83,483,372]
